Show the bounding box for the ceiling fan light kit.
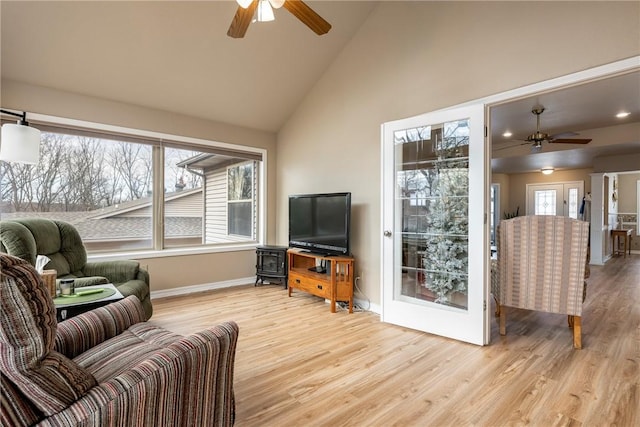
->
[228,0,331,38]
[256,0,275,22]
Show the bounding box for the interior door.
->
[381,104,487,345]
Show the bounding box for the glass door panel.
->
[395,121,470,308]
[382,104,487,346]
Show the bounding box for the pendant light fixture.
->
[0,109,41,165]
[256,0,275,22]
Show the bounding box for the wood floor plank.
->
[151,255,639,426]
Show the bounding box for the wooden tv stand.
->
[287,249,354,313]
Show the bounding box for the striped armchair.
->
[495,215,589,349]
[1,254,238,426]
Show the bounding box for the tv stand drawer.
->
[289,273,330,298]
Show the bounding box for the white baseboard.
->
[150,276,255,299]
[151,278,383,315]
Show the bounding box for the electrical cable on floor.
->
[353,276,370,312]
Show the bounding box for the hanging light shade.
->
[256,0,274,22]
[237,0,285,9]
[0,110,41,165]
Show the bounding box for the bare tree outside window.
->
[109,142,152,201]
[227,162,254,237]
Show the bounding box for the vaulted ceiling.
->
[2,1,639,173]
[1,1,377,132]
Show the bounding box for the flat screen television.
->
[288,192,351,256]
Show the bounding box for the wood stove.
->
[255,246,288,288]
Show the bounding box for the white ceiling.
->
[1,1,639,173]
[491,71,640,173]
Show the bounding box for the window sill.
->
[87,242,260,262]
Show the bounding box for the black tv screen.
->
[288,192,351,256]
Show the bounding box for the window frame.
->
[0,112,267,261]
[226,161,255,238]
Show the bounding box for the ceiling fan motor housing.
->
[527,131,549,143]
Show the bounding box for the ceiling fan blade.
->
[283,0,332,35]
[493,141,531,152]
[549,131,579,139]
[227,1,258,39]
[549,138,592,144]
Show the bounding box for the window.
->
[0,120,264,254]
[568,187,578,219]
[227,162,254,238]
[534,190,557,215]
[490,184,500,244]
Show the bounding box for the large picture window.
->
[0,120,264,253]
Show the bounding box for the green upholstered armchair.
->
[0,218,152,320]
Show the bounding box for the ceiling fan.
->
[227,0,332,39]
[524,107,592,152]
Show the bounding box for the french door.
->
[381,104,488,345]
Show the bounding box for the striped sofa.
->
[495,215,590,349]
[1,253,238,426]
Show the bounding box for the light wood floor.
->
[151,255,639,426]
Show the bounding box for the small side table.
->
[54,284,124,321]
[611,229,632,258]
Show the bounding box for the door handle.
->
[383,230,392,237]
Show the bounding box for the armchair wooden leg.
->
[571,316,582,349]
[568,315,574,328]
[499,305,506,336]
[493,295,500,317]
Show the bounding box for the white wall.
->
[276,1,640,305]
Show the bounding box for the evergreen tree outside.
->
[422,120,469,305]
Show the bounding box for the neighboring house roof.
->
[76,217,202,241]
[0,188,203,240]
[0,211,202,240]
[89,187,203,219]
